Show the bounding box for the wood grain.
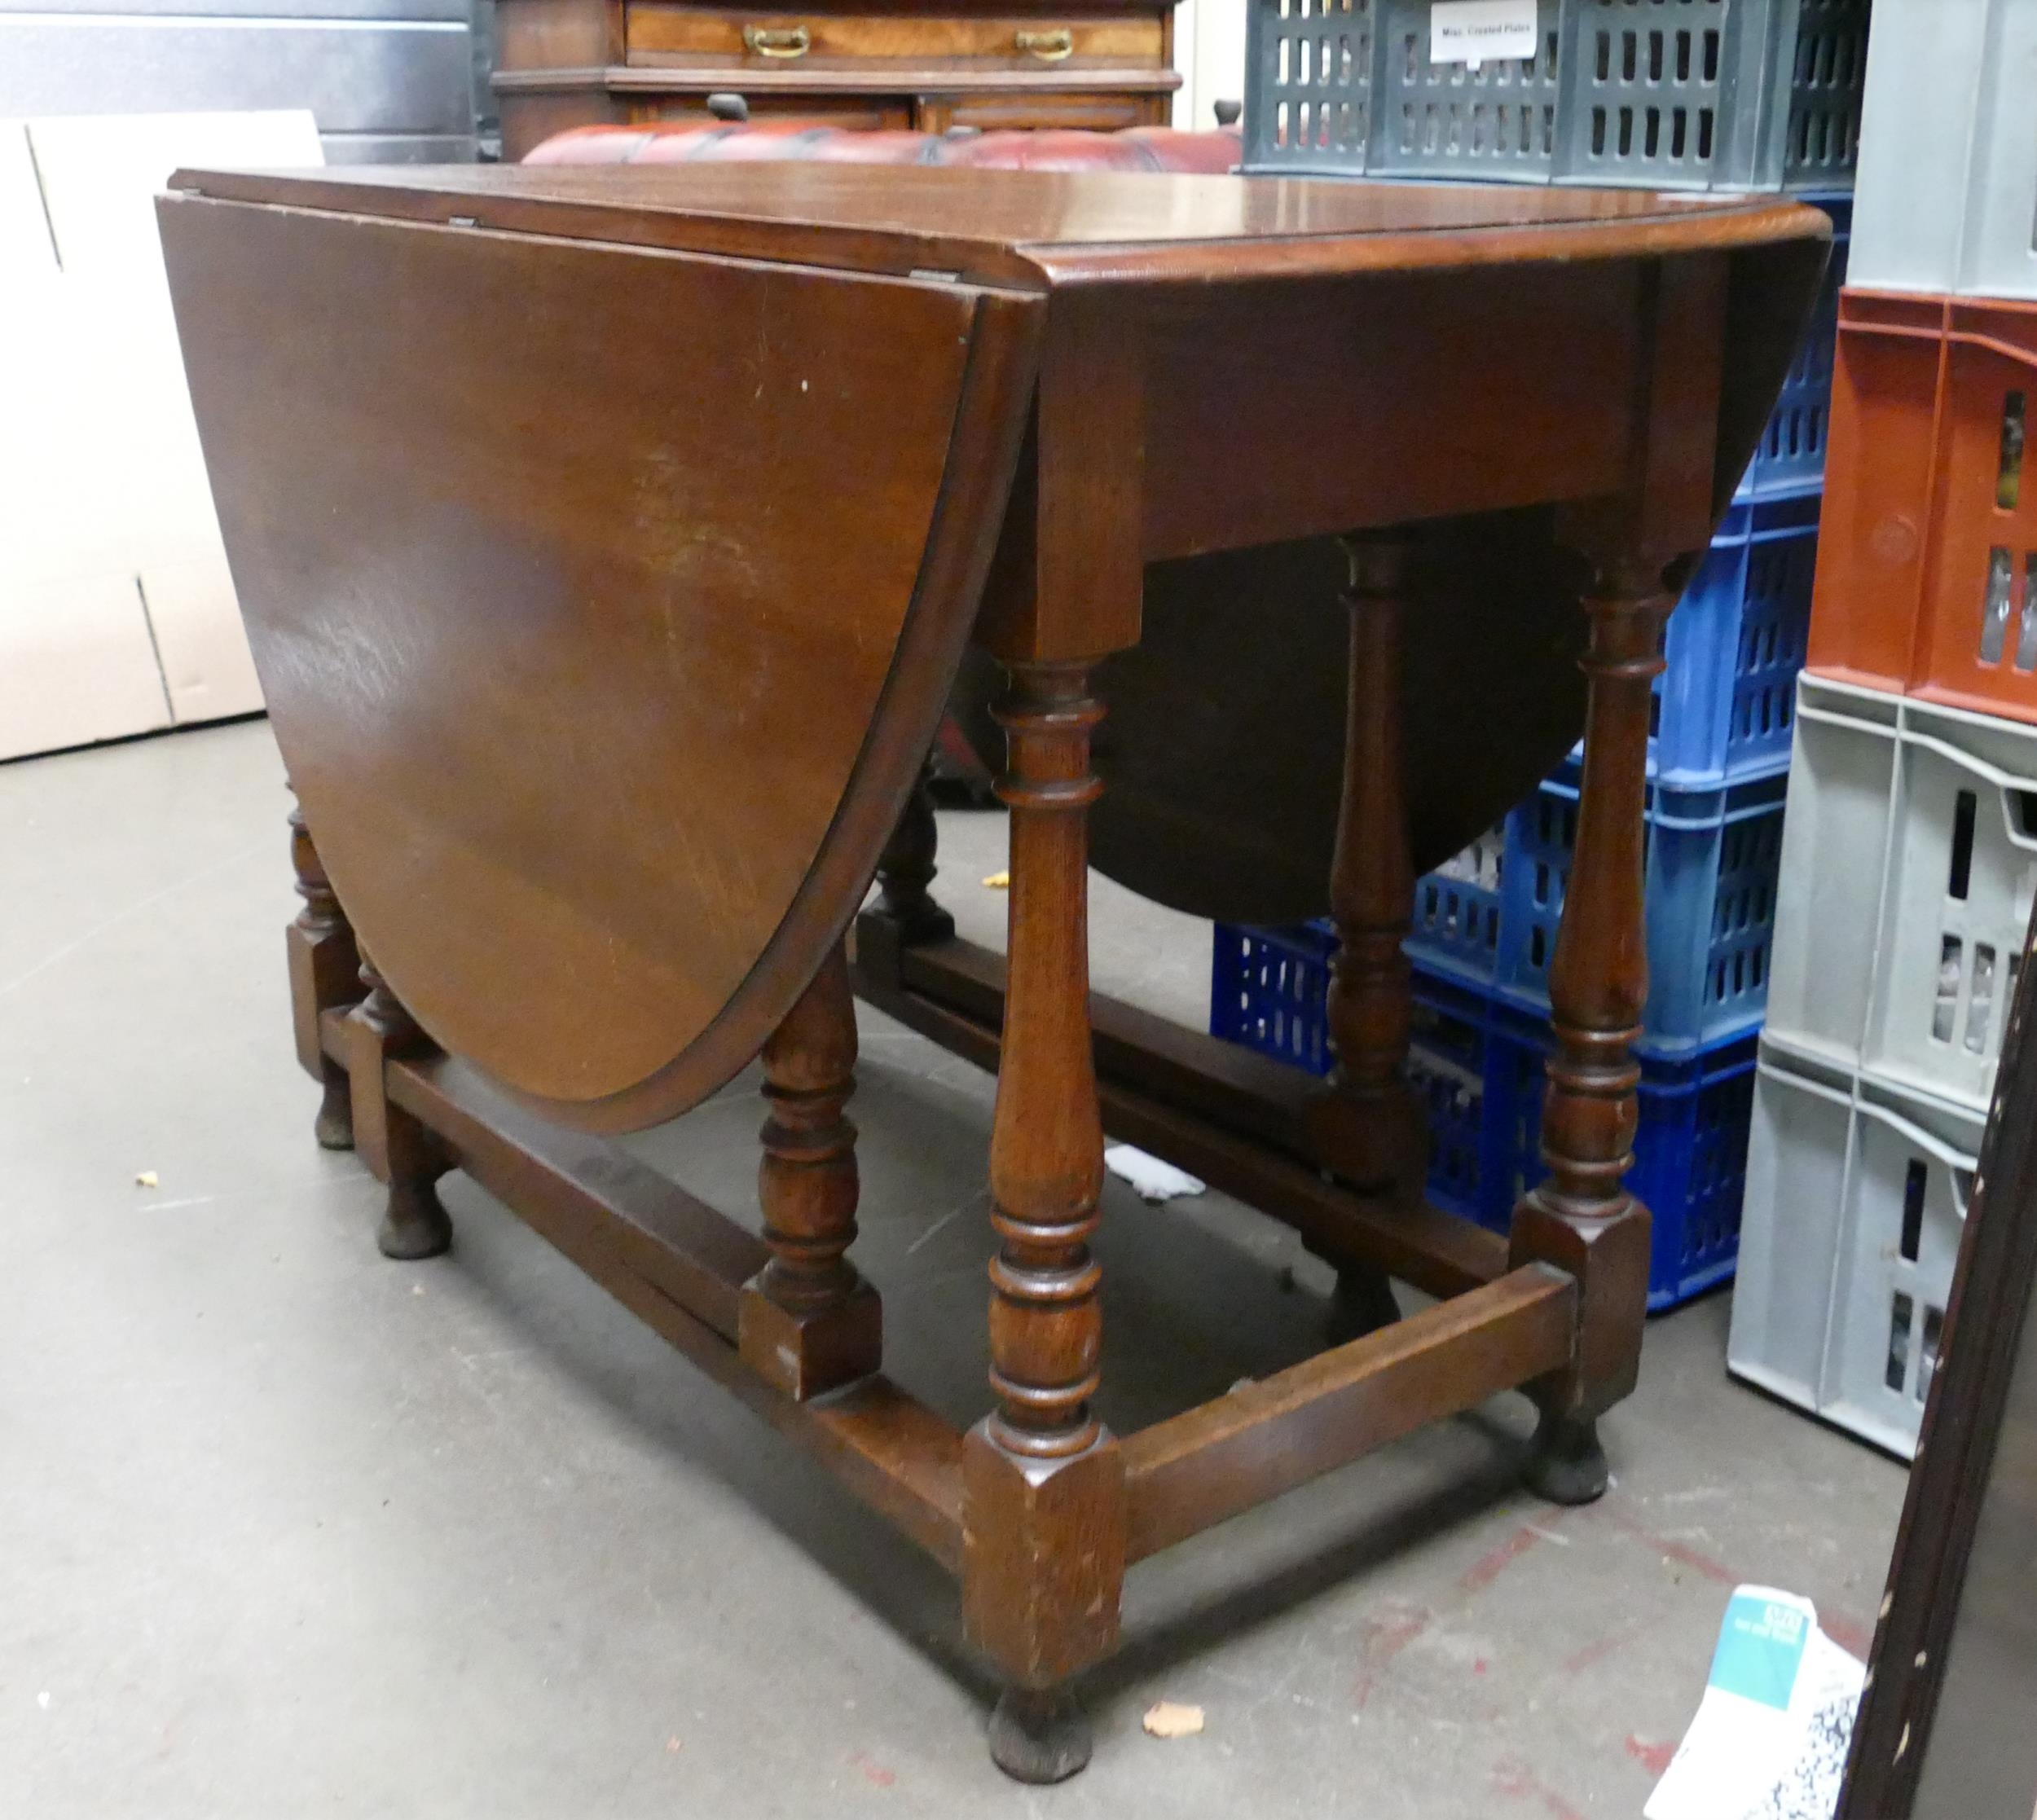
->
[161,191,1041,1129]
[1123,1266,1576,1559]
[177,163,1828,1774]
[169,163,1829,298]
[624,10,1165,64]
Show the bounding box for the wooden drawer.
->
[917,89,1157,130]
[926,89,1156,130]
[629,91,913,126]
[626,7,1166,70]
[498,83,915,158]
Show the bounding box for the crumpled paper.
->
[1646,1586,1865,1820]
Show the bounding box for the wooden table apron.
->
[157,163,1827,1777]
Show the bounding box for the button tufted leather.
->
[523,120,1242,173]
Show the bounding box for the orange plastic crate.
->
[1810,290,2037,723]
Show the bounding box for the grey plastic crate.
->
[1729,1053,1980,1459]
[1762,675,1901,1078]
[1849,0,2037,300]
[1763,674,2037,1117]
[1243,0,1868,191]
[1371,1,1564,182]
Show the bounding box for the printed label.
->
[1431,0,1538,65]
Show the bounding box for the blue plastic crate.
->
[1209,919,1335,1075]
[1406,823,1506,987]
[1735,195,1851,503]
[1407,766,1788,1056]
[1564,491,1819,789]
[1404,970,1758,1312]
[1651,491,1821,789]
[1208,926,1758,1311]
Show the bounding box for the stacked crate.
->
[1728,0,2037,1456]
[1213,4,1866,1314]
[1240,0,1868,193]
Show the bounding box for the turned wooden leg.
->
[286,794,362,1150]
[344,952,452,1261]
[1510,555,1674,1504]
[872,760,956,947]
[737,943,881,1400]
[964,660,1123,1784]
[1307,530,1429,1338]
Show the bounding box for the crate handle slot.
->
[1796,700,1901,741]
[1849,1094,1982,1185]
[1899,727,2037,854]
[1754,1057,1854,1108]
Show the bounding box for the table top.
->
[158,157,1828,1124]
[168,163,1827,289]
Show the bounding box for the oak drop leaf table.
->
[156,164,1825,1782]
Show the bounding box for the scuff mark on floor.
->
[1491,1755,1589,1820]
[1460,1523,1548,1594]
[1561,1620,1652,1677]
[1625,1733,1676,1778]
[847,1749,896,1788]
[1602,1506,1737,1585]
[1351,1604,1432,1709]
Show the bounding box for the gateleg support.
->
[286,794,362,1150]
[343,951,452,1261]
[738,942,882,1400]
[1509,549,1683,1503]
[1303,527,1428,1333]
[961,656,1125,1782]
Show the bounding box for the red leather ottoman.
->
[523,117,1242,173]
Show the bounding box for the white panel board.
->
[0,109,320,758]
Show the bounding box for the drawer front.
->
[928,90,1162,130]
[631,91,914,127]
[626,7,1166,70]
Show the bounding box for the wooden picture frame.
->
[1841,904,2037,1818]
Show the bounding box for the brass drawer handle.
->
[1014,27,1075,59]
[742,23,810,56]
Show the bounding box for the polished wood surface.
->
[162,187,1040,1128]
[161,163,1827,1784]
[623,11,1166,64]
[957,512,1594,924]
[285,790,361,1150]
[173,162,1821,287]
[737,942,882,1399]
[1122,1265,1577,1560]
[1315,531,1421,1188]
[492,0,1177,158]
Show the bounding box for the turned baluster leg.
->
[1311,530,1428,1339]
[1510,556,1674,1504]
[344,952,453,1261]
[873,760,956,946]
[737,943,881,1400]
[285,794,362,1150]
[965,660,1123,1785]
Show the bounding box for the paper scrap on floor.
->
[1103,1145,1206,1203]
[1645,1585,1865,1820]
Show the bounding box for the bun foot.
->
[1325,1265,1401,1347]
[1524,1410,1609,1506]
[314,1070,354,1150]
[988,1686,1091,1784]
[377,1178,451,1260]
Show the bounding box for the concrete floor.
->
[1,717,1908,1819]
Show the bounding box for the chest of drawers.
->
[494,0,1181,159]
